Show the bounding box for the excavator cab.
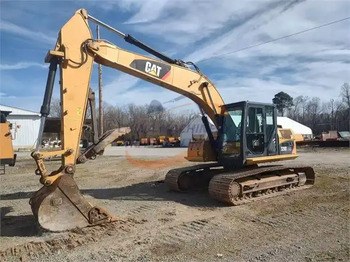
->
[217,101,295,169]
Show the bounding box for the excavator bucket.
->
[30,127,130,231]
[30,175,116,231]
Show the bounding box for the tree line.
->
[50,99,194,140]
[273,83,350,134]
[102,101,193,140]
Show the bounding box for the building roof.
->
[0,104,40,116]
[277,117,312,135]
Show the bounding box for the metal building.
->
[0,104,40,149]
[277,117,313,140]
[180,115,217,147]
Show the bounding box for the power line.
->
[164,16,349,103]
[198,16,350,63]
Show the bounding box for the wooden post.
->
[97,25,103,136]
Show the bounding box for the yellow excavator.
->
[0,110,16,174]
[30,9,315,231]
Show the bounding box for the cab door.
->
[265,105,278,155]
[245,105,278,158]
[245,106,266,157]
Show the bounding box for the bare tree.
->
[103,103,128,131]
[49,98,61,117]
[340,82,350,130]
[286,86,350,134]
[340,82,350,108]
[324,99,344,130]
[307,97,322,131]
[290,96,304,120]
[97,101,194,141]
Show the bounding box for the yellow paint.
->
[149,70,157,77]
[0,122,14,160]
[246,154,298,165]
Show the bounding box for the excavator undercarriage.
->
[165,163,315,205]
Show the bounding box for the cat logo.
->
[130,59,171,80]
[145,61,162,77]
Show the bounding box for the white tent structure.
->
[0,104,40,149]
[180,115,217,147]
[180,115,312,147]
[277,117,313,139]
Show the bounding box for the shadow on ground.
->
[1,207,40,237]
[1,181,224,208]
[82,181,225,208]
[0,182,223,237]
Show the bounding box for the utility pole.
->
[97,25,103,136]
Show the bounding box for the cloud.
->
[186,1,350,64]
[0,62,47,70]
[100,0,350,108]
[102,73,140,105]
[95,0,142,12]
[185,0,310,63]
[124,0,169,24]
[2,0,349,113]
[122,1,269,46]
[173,0,350,105]
[0,20,56,44]
[0,94,16,99]
[211,58,349,104]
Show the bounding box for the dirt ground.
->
[0,147,349,262]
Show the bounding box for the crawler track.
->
[209,165,315,205]
[165,164,315,205]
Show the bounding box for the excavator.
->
[30,9,315,231]
[0,110,16,174]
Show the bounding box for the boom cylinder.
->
[87,14,178,65]
[124,34,177,64]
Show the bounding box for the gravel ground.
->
[0,147,349,262]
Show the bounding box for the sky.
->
[0,0,349,113]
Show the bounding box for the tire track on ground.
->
[0,219,138,262]
[246,206,348,262]
[156,218,218,245]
